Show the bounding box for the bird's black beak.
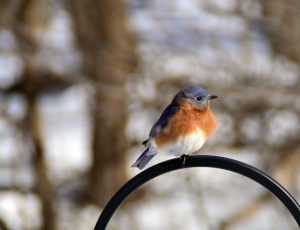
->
[209,95,218,100]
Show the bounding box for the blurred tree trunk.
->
[261,0,300,63]
[25,96,56,230]
[4,0,63,229]
[69,0,137,207]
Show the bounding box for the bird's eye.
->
[195,96,202,101]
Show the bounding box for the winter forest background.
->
[0,0,300,229]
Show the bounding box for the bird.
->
[131,86,218,170]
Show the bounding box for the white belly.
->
[155,128,206,156]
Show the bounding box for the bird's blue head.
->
[174,86,218,107]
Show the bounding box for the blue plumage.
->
[149,106,179,137]
[182,86,208,98]
[130,147,156,169]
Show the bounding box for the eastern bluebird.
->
[131,86,218,170]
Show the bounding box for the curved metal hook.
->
[95,155,300,229]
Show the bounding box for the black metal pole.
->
[94,155,300,229]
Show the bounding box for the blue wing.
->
[135,105,179,169]
[149,105,179,137]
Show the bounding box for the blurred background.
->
[0,0,300,229]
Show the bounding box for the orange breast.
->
[155,102,216,148]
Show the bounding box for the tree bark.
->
[69,0,137,207]
[261,0,300,63]
[25,97,56,230]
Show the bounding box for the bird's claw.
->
[179,154,189,167]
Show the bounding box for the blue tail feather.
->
[131,147,157,170]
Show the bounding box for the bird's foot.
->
[179,154,189,167]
